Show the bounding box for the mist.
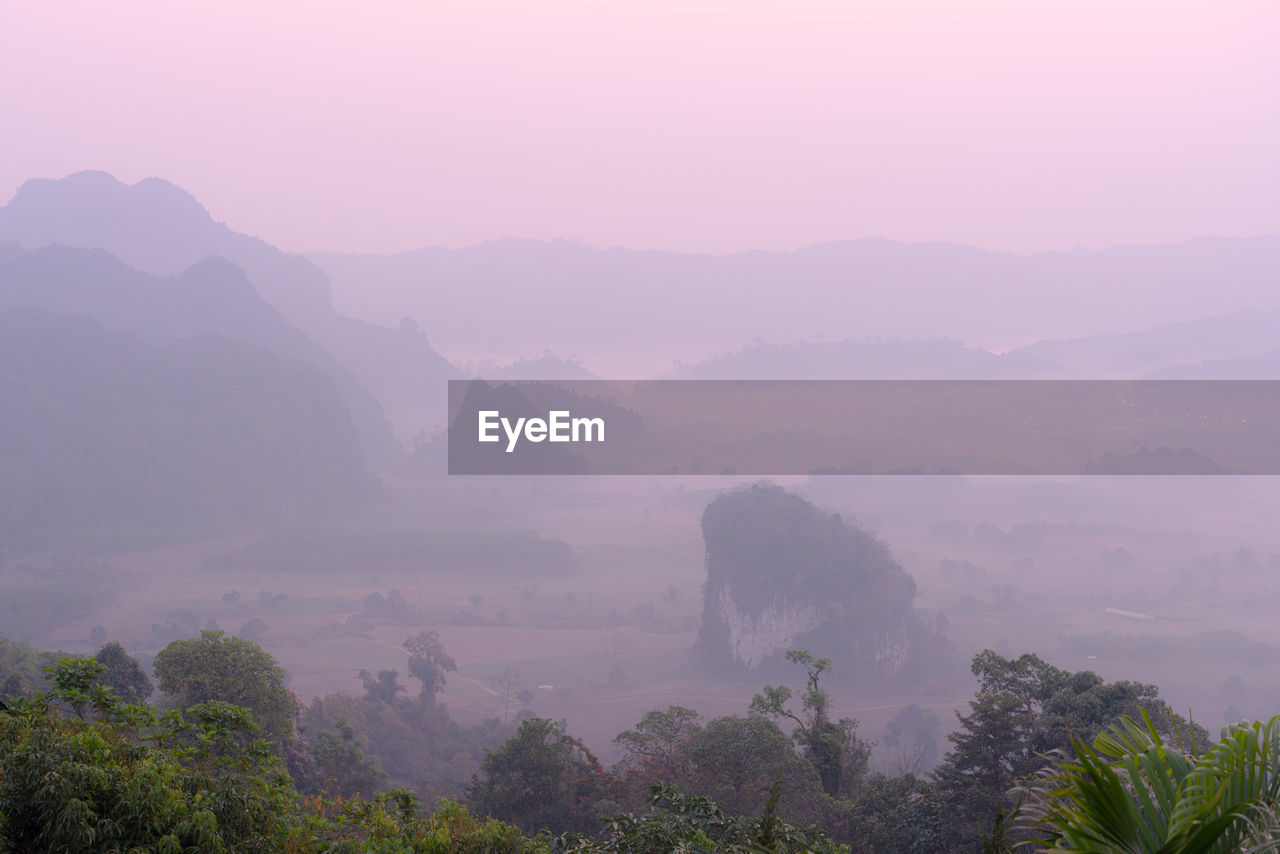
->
[2,4,1279,851]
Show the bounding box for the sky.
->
[1,1,1277,256]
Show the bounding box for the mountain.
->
[473,353,597,380]
[671,337,1073,379]
[310,235,1280,377]
[0,171,332,323]
[0,172,460,440]
[1145,348,1280,380]
[0,309,375,555]
[0,245,401,467]
[694,483,946,685]
[1012,310,1280,378]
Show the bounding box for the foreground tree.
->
[468,717,621,834]
[1025,712,1280,852]
[933,650,1208,850]
[0,657,293,852]
[555,782,850,853]
[614,705,702,785]
[750,649,870,797]
[306,715,386,797]
[153,630,298,742]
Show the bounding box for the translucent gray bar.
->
[447,380,1280,475]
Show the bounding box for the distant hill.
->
[310,236,1280,377]
[0,245,401,467]
[0,171,332,323]
[695,482,947,685]
[1144,347,1280,380]
[1012,310,1280,378]
[671,337,1073,379]
[0,172,459,440]
[0,309,376,555]
[472,353,597,380]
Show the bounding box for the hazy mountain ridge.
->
[0,245,401,467]
[0,171,334,323]
[1013,310,1280,378]
[10,173,1278,389]
[0,309,375,554]
[0,172,460,441]
[670,337,1075,380]
[311,235,1280,377]
[1145,348,1280,380]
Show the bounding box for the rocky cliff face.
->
[695,482,931,683]
[716,586,821,670]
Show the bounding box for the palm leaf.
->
[1025,713,1280,854]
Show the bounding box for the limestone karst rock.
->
[695,482,932,684]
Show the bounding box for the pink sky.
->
[1,1,1276,255]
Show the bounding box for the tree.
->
[932,650,1207,850]
[605,633,634,686]
[307,715,385,796]
[360,668,406,705]
[468,717,619,834]
[238,616,270,642]
[750,649,865,796]
[153,630,298,742]
[488,665,524,722]
[614,705,702,785]
[0,657,293,852]
[883,702,942,774]
[0,635,55,702]
[404,630,457,705]
[94,640,152,703]
[685,715,827,823]
[1025,712,1280,853]
[555,782,850,853]
[844,773,946,853]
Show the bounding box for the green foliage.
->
[300,689,509,799]
[614,705,702,783]
[554,782,850,853]
[293,791,548,853]
[750,650,870,798]
[95,640,154,703]
[0,657,294,853]
[686,715,830,824]
[0,657,548,853]
[0,634,56,701]
[613,704,837,831]
[44,655,122,719]
[841,773,946,852]
[307,716,387,798]
[468,717,621,834]
[1026,711,1280,853]
[932,650,1208,850]
[153,630,299,742]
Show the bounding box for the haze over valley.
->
[3,3,1279,849]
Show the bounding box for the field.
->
[22,474,1280,768]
